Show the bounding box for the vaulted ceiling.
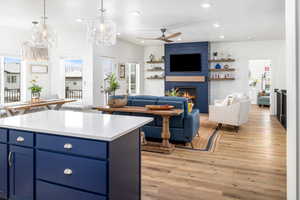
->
[0,0,285,45]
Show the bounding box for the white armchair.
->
[209,95,251,131]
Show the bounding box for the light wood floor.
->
[141,106,286,200]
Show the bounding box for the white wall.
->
[0,27,52,102]
[142,41,286,114]
[92,39,145,106]
[49,30,93,105]
[210,40,286,114]
[286,0,299,199]
[143,45,165,96]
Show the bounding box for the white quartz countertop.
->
[0,110,153,141]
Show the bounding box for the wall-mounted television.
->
[170,54,201,72]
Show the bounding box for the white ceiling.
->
[0,0,285,45]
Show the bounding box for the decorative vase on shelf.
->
[215,63,222,69]
[213,52,218,60]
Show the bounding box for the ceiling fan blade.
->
[160,38,174,43]
[165,32,182,39]
[136,37,158,40]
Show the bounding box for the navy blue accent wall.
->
[165,42,209,113]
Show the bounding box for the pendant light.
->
[22,0,56,61]
[31,0,57,48]
[86,0,117,46]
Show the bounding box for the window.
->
[63,59,83,100]
[127,63,140,95]
[3,57,21,103]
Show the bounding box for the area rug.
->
[175,115,221,152]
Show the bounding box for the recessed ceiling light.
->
[131,10,141,16]
[219,35,225,39]
[177,38,182,41]
[117,32,121,36]
[76,18,83,23]
[213,23,220,28]
[201,3,211,8]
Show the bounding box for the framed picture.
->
[31,65,48,74]
[119,64,126,79]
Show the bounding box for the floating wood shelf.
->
[209,59,235,63]
[210,78,235,81]
[146,61,164,64]
[147,77,165,80]
[166,76,206,82]
[147,69,164,72]
[209,68,236,72]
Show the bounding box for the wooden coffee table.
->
[94,106,183,154]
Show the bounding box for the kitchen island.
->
[0,110,153,200]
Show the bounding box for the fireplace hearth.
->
[175,87,197,105]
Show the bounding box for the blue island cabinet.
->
[0,128,141,200]
[9,146,34,200]
[0,143,8,199]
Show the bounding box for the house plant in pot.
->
[29,79,42,103]
[102,73,127,108]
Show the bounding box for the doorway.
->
[248,60,272,110]
[63,59,83,102]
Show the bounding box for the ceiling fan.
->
[137,28,182,43]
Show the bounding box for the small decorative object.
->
[102,73,127,107]
[161,56,165,62]
[145,105,175,110]
[220,52,225,59]
[224,64,230,69]
[214,63,222,69]
[227,54,232,59]
[213,52,218,60]
[119,64,125,79]
[149,54,155,62]
[29,78,42,103]
[31,64,48,73]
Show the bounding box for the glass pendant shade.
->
[87,17,117,46]
[31,21,57,48]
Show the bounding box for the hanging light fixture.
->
[31,0,57,48]
[22,0,56,61]
[86,0,117,46]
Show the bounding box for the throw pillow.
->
[188,102,194,112]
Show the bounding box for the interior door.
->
[9,145,34,200]
[128,63,140,95]
[0,143,7,199]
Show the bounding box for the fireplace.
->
[175,87,198,107]
[164,42,209,113]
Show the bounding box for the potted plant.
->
[102,73,127,107]
[29,79,42,103]
[166,88,181,97]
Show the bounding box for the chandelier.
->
[86,0,117,46]
[22,0,56,61]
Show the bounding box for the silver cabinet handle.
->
[8,152,13,168]
[64,168,73,175]
[16,136,25,143]
[64,143,73,150]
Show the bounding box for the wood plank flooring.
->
[141,106,286,200]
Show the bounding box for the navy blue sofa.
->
[115,95,200,143]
